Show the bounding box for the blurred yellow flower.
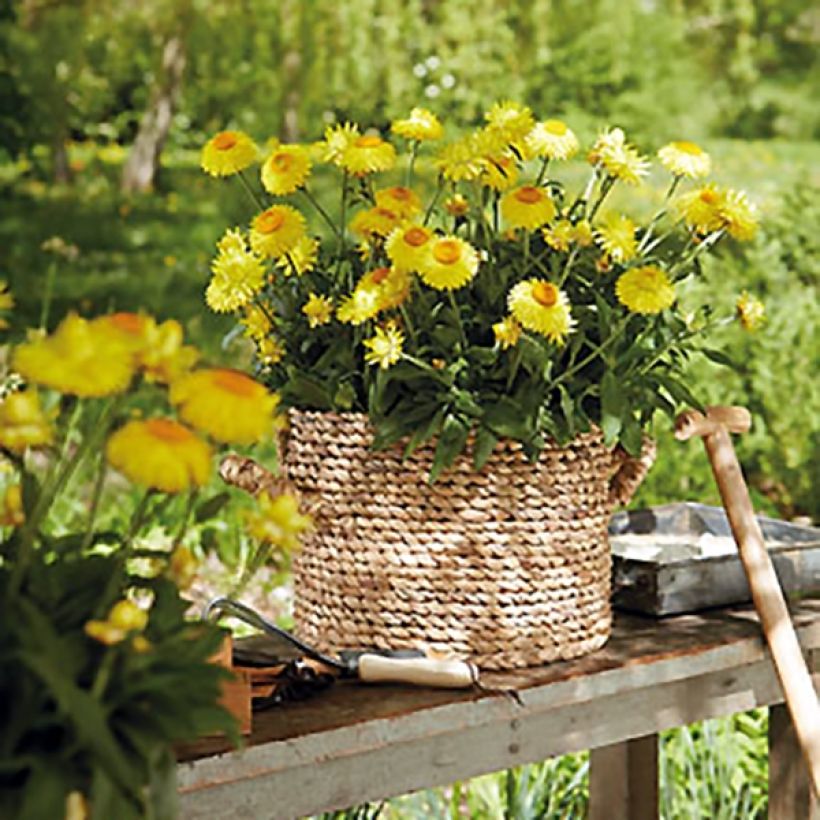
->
[245,491,312,551]
[261,144,312,195]
[339,134,396,175]
[542,220,575,252]
[13,314,136,397]
[616,265,675,314]
[595,215,638,263]
[508,280,575,345]
[736,291,766,331]
[525,119,579,160]
[658,141,711,179]
[374,186,422,218]
[588,128,650,185]
[302,293,334,327]
[257,337,285,365]
[480,156,519,192]
[106,418,212,493]
[275,235,319,276]
[85,599,149,646]
[168,546,198,590]
[444,194,469,217]
[241,304,273,340]
[436,136,485,182]
[171,368,280,445]
[207,229,266,313]
[391,107,443,142]
[0,484,24,526]
[201,130,257,177]
[385,224,432,272]
[249,205,306,259]
[676,185,757,240]
[484,101,535,143]
[349,206,400,240]
[321,121,359,164]
[363,324,405,369]
[337,286,382,325]
[501,186,556,231]
[0,390,53,453]
[493,316,521,349]
[720,189,758,241]
[418,236,479,290]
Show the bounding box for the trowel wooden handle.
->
[676,406,820,797]
[357,654,476,688]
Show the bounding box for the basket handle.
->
[608,436,656,509]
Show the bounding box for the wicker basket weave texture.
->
[286,410,651,671]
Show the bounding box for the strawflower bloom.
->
[658,141,711,179]
[493,316,521,349]
[302,293,334,328]
[336,285,382,325]
[0,389,53,452]
[484,101,535,144]
[374,186,422,219]
[171,368,280,445]
[481,156,519,192]
[736,291,766,331]
[339,134,396,176]
[321,122,360,164]
[349,206,400,240]
[261,144,312,195]
[719,189,758,241]
[13,314,136,397]
[0,484,24,527]
[444,194,469,217]
[207,229,266,313]
[275,236,319,276]
[85,600,149,646]
[676,185,725,234]
[595,215,638,263]
[418,236,479,290]
[106,418,212,493]
[256,337,285,366]
[201,130,257,177]
[391,108,443,142]
[508,280,575,345]
[245,491,312,551]
[363,324,405,369]
[501,186,556,231]
[542,220,576,253]
[588,128,650,185]
[249,205,306,259]
[436,137,485,182]
[168,546,198,590]
[525,119,579,161]
[241,304,273,341]
[385,224,433,272]
[616,265,676,314]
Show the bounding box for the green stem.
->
[587,175,615,222]
[400,354,452,384]
[535,156,550,186]
[638,176,682,253]
[237,169,267,211]
[123,490,153,553]
[172,488,199,548]
[551,316,630,389]
[447,291,468,350]
[558,247,579,288]
[406,141,419,188]
[399,305,419,351]
[338,170,349,258]
[423,177,444,225]
[91,650,117,700]
[301,187,342,239]
[81,455,108,550]
[40,260,58,331]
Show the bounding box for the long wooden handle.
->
[703,428,820,796]
[357,654,476,688]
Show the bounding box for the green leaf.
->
[600,370,625,445]
[21,470,39,519]
[702,348,738,370]
[194,492,231,523]
[473,427,499,471]
[16,762,71,820]
[558,385,576,437]
[655,374,706,412]
[403,407,446,460]
[429,415,470,483]
[619,416,644,456]
[483,398,531,440]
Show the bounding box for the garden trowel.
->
[204,597,477,690]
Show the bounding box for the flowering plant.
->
[0,310,310,818]
[201,103,763,480]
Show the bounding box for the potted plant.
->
[0,311,310,817]
[199,103,763,669]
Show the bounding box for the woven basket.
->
[284,409,655,670]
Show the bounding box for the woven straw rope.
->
[285,410,653,670]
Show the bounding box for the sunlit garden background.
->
[1,0,818,817]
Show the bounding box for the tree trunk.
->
[52,133,71,184]
[121,34,186,194]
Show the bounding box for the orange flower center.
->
[699,189,719,205]
[355,135,383,149]
[256,209,286,233]
[387,186,412,201]
[374,207,396,220]
[433,240,462,265]
[532,281,558,307]
[212,368,259,397]
[213,132,238,151]
[403,227,430,247]
[371,267,391,284]
[271,153,293,171]
[544,119,568,136]
[515,186,544,204]
[109,312,145,335]
[146,419,193,443]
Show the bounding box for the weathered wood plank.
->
[589,735,658,820]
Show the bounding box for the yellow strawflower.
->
[0,484,24,527]
[85,599,149,646]
[508,280,575,345]
[249,205,306,259]
[241,304,273,341]
[391,108,443,142]
[484,101,535,144]
[658,141,711,179]
[493,316,521,349]
[719,189,758,241]
[106,418,212,494]
[736,291,766,331]
[339,134,396,176]
[444,194,469,217]
[257,337,285,365]
[363,324,405,369]
[676,185,758,240]
[588,128,650,185]
[572,220,594,247]
[374,186,422,219]
[501,186,557,231]
[436,136,485,182]
[245,491,312,551]
[616,265,676,314]
[207,229,266,313]
[0,390,53,453]
[480,156,519,192]
[201,130,257,177]
[525,119,579,161]
[542,220,575,252]
[321,122,360,164]
[13,314,136,397]
[418,236,479,291]
[168,546,198,590]
[302,293,334,328]
[337,287,382,325]
[260,144,312,195]
[275,236,319,277]
[349,206,400,240]
[595,215,638,263]
[170,368,280,445]
[385,224,433,272]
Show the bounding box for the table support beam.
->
[589,734,658,820]
[769,703,819,819]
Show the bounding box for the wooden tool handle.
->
[357,654,476,688]
[679,411,820,797]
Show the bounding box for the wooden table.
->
[177,600,820,819]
